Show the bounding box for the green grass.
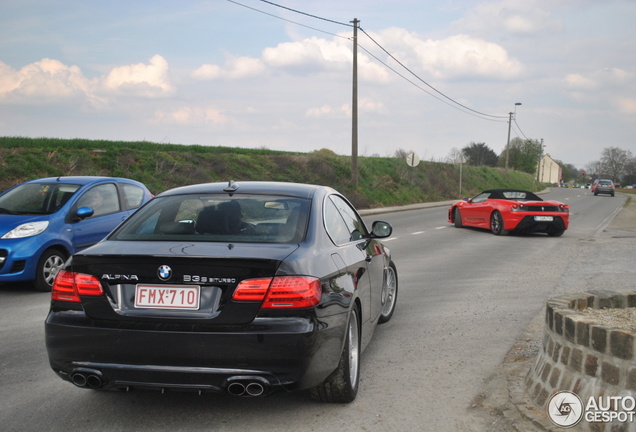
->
[0,136,546,209]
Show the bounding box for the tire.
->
[34,249,67,292]
[490,211,508,236]
[310,307,360,403]
[453,208,463,228]
[548,229,565,237]
[379,261,398,324]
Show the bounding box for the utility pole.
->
[351,18,359,187]
[504,102,522,171]
[504,111,513,171]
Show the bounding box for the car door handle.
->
[365,255,372,262]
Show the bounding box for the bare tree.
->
[600,147,633,183]
[445,147,464,164]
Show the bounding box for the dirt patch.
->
[607,195,636,232]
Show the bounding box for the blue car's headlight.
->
[1,221,49,239]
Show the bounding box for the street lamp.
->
[504,102,522,170]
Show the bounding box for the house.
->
[537,153,562,184]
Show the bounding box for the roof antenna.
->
[223,180,239,195]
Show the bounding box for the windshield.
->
[111,194,310,244]
[0,183,81,215]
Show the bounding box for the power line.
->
[226,0,348,38]
[512,118,528,140]
[229,0,514,122]
[256,0,352,27]
[359,27,508,120]
[358,42,505,123]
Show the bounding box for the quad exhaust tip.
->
[225,376,270,397]
[71,369,104,389]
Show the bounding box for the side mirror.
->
[371,221,392,238]
[75,206,94,221]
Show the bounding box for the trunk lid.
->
[69,240,299,325]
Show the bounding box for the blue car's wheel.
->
[35,249,67,292]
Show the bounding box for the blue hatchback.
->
[0,176,153,291]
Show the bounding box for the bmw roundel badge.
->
[158,265,172,281]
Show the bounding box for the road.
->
[0,188,632,432]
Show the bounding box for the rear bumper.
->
[594,188,614,195]
[512,215,568,233]
[45,311,347,394]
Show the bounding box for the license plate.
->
[534,216,554,222]
[135,285,201,310]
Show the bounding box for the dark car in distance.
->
[45,181,398,403]
[448,189,569,236]
[591,179,615,196]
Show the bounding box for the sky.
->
[1,0,635,170]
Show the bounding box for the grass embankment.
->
[0,137,544,209]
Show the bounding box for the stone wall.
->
[525,290,636,431]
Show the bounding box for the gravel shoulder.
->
[464,193,636,432]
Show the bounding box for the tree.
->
[461,142,498,166]
[445,147,464,164]
[623,157,636,186]
[586,160,603,180]
[500,138,543,174]
[600,147,633,183]
[559,162,578,183]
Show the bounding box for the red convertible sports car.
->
[448,189,569,236]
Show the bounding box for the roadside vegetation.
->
[1,136,547,209]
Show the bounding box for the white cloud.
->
[565,73,597,90]
[564,68,636,112]
[153,106,231,126]
[306,97,386,119]
[193,29,520,84]
[374,28,523,80]
[262,36,351,73]
[103,54,175,97]
[452,0,564,36]
[192,55,265,80]
[616,97,636,114]
[0,58,92,102]
[305,104,335,118]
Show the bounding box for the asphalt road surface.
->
[1,188,632,432]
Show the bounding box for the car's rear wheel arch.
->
[490,210,508,236]
[309,303,361,403]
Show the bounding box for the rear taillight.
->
[52,270,104,302]
[233,276,322,308]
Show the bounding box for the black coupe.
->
[45,181,398,403]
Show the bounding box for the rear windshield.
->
[111,194,310,244]
[0,183,81,215]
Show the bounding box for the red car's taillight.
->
[233,276,322,308]
[511,203,525,210]
[52,270,104,302]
